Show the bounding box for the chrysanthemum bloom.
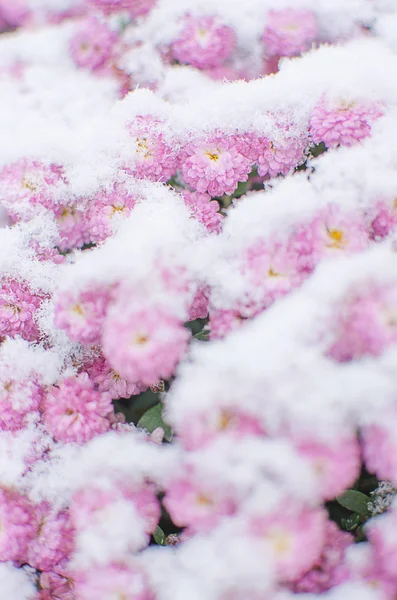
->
[54,203,90,251]
[362,414,397,484]
[171,15,236,69]
[163,474,236,533]
[188,287,210,321]
[176,405,263,451]
[0,159,66,220]
[309,204,370,262]
[209,309,247,339]
[85,0,156,18]
[0,0,30,30]
[0,375,42,431]
[38,571,74,600]
[0,278,46,342]
[182,190,223,233]
[249,504,327,583]
[263,10,318,57]
[86,184,137,243]
[347,543,397,600]
[73,563,153,600]
[124,116,178,182]
[295,436,361,501]
[180,133,252,197]
[85,354,145,399]
[43,373,113,444]
[256,136,306,178]
[26,502,74,571]
[365,502,397,586]
[292,520,353,592]
[310,97,383,149]
[54,285,112,345]
[0,487,35,562]
[69,17,117,71]
[328,282,397,362]
[102,305,190,386]
[367,200,397,241]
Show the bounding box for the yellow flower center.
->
[71,304,84,316]
[326,228,344,248]
[136,138,151,159]
[218,410,234,431]
[21,176,38,192]
[267,529,292,557]
[205,151,220,162]
[196,494,214,507]
[134,333,149,345]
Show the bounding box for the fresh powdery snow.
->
[1,0,397,598]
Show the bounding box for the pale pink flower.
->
[182,190,223,233]
[69,17,117,71]
[86,184,137,243]
[292,520,353,592]
[0,375,42,431]
[362,413,397,484]
[163,473,236,533]
[180,132,252,197]
[365,502,397,585]
[188,287,210,321]
[38,571,74,600]
[54,285,112,345]
[102,305,190,386]
[310,97,383,149]
[209,309,247,339]
[0,278,46,342]
[171,15,236,69]
[73,563,153,600]
[177,405,263,451]
[347,543,397,600]
[295,436,361,500]
[86,0,156,18]
[0,0,30,30]
[0,159,66,220]
[256,136,306,178]
[85,354,145,399]
[54,203,90,251]
[27,502,74,571]
[263,10,318,57]
[0,487,35,562]
[328,282,397,362]
[367,200,397,241]
[249,504,327,583]
[124,116,178,182]
[43,373,112,444]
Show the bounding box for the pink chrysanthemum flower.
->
[310,96,383,149]
[163,473,236,533]
[256,136,306,178]
[328,282,397,362]
[250,504,327,583]
[85,353,145,399]
[26,502,74,571]
[0,487,35,562]
[263,10,318,57]
[292,520,353,592]
[38,571,74,600]
[367,200,397,241]
[54,203,90,251]
[0,278,46,342]
[73,563,153,600]
[182,190,223,233]
[177,405,263,451]
[86,184,137,243]
[347,543,397,600]
[209,309,247,340]
[86,0,155,18]
[362,414,397,484]
[295,436,361,501]
[188,287,210,321]
[54,285,112,345]
[0,159,66,220]
[69,17,117,71]
[102,305,190,386]
[180,133,252,197]
[171,15,236,69]
[0,375,42,431]
[43,373,113,444]
[365,502,397,586]
[124,116,178,182]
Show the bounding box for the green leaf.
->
[336,490,371,516]
[153,526,166,546]
[193,330,209,342]
[137,403,173,442]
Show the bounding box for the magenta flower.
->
[43,373,113,444]
[182,190,223,233]
[69,17,117,71]
[0,278,46,342]
[171,15,236,69]
[0,487,35,562]
[27,502,74,571]
[180,132,252,197]
[310,96,383,149]
[38,571,74,600]
[102,305,190,386]
[263,10,318,57]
